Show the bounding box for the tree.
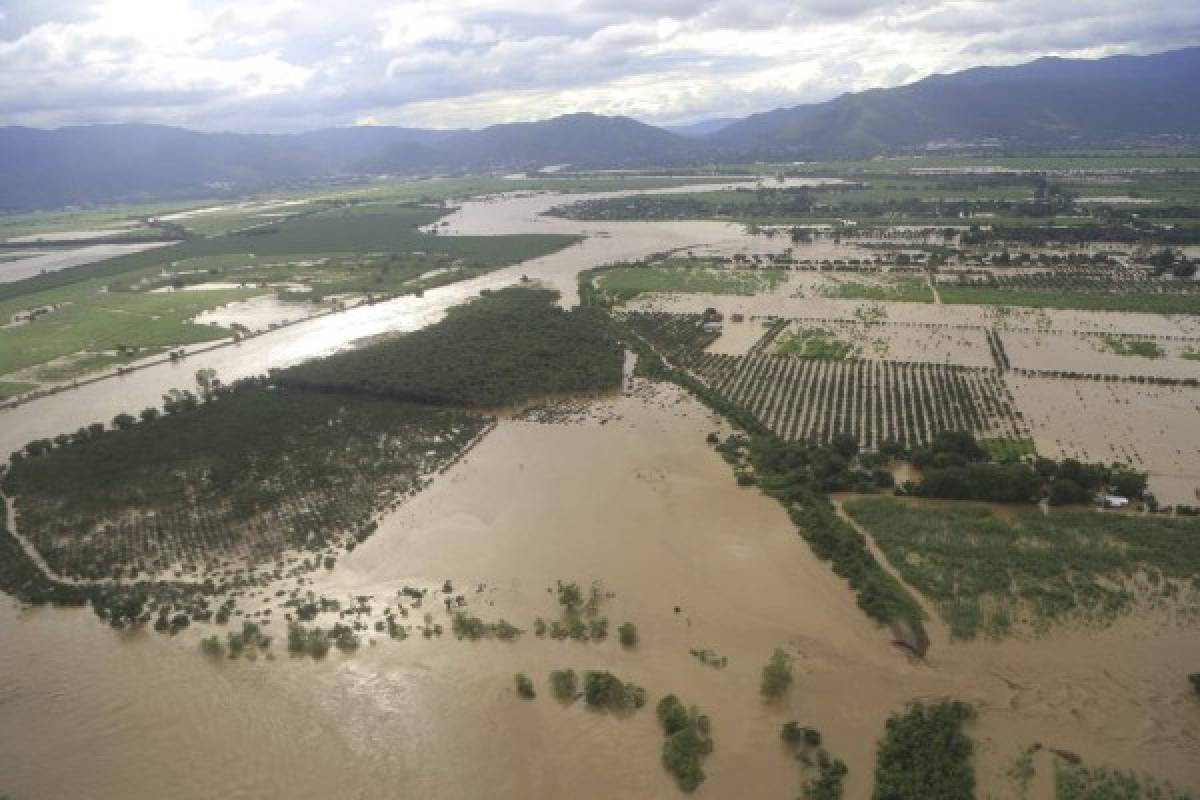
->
[139,407,160,423]
[618,622,639,648]
[515,673,535,698]
[112,413,137,430]
[1110,469,1147,500]
[761,647,794,698]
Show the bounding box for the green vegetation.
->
[618,621,638,647]
[979,437,1037,462]
[761,647,794,698]
[582,670,646,710]
[595,261,787,296]
[803,750,849,800]
[287,623,333,659]
[277,288,623,407]
[0,380,37,400]
[872,701,975,800]
[4,382,486,580]
[776,327,858,359]
[844,497,1200,638]
[549,669,579,700]
[0,203,579,303]
[451,612,522,641]
[1101,336,1166,359]
[1055,762,1191,800]
[782,722,823,747]
[902,430,1138,506]
[824,277,933,304]
[938,286,1200,315]
[656,695,714,793]
[0,286,255,377]
[782,718,847,798]
[1189,673,1200,696]
[515,673,535,698]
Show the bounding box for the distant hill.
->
[2,47,1199,211]
[0,114,696,211]
[708,47,1200,157]
[665,118,738,138]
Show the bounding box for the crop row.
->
[687,354,1024,449]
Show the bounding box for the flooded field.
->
[3,179,1200,799]
[0,241,176,283]
[1009,375,1200,506]
[3,381,1197,799]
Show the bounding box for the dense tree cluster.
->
[277,288,624,407]
[872,701,975,800]
[5,383,486,580]
[656,694,714,793]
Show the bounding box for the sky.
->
[0,0,1197,133]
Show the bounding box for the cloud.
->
[0,0,1195,131]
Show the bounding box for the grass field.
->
[596,264,787,296]
[843,496,1200,639]
[0,203,579,303]
[0,201,584,384]
[0,379,37,399]
[776,327,858,359]
[823,276,934,303]
[1101,336,1167,358]
[0,287,255,376]
[938,286,1200,314]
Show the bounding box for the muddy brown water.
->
[2,382,1198,799]
[1,185,1199,798]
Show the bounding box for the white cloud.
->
[0,0,1195,131]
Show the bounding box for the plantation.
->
[688,353,1024,449]
[277,288,624,407]
[872,701,975,800]
[843,497,1200,638]
[3,383,488,581]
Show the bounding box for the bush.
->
[200,634,224,658]
[515,673,535,698]
[872,701,975,800]
[656,694,713,793]
[618,621,639,648]
[583,670,645,710]
[804,749,848,800]
[782,721,822,747]
[1190,673,1200,696]
[761,648,794,698]
[549,669,578,700]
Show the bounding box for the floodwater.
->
[2,181,1199,798]
[0,241,176,284]
[0,179,826,456]
[2,382,1197,798]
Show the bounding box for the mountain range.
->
[1,46,1198,211]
